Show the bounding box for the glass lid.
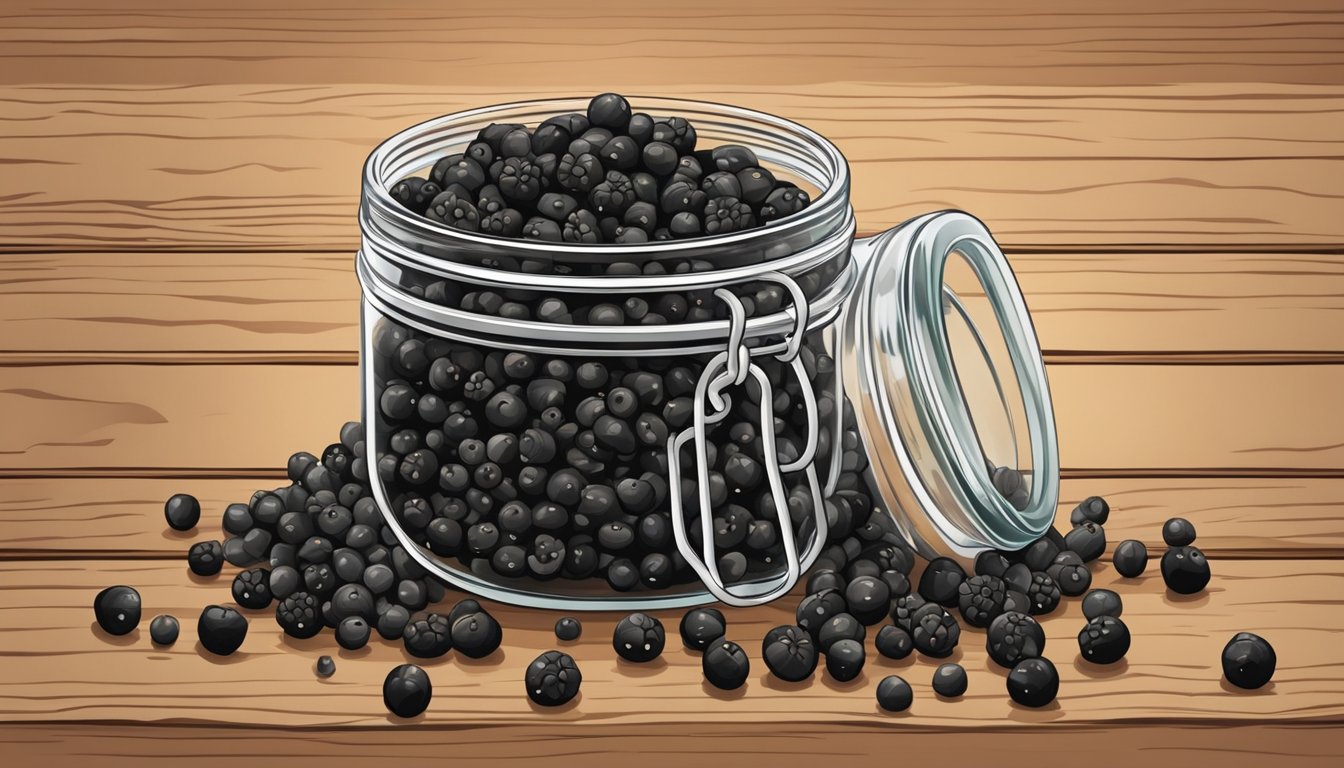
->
[842,210,1059,560]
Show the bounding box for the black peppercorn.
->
[93,585,141,636]
[613,612,665,662]
[526,650,583,707]
[1222,632,1276,690]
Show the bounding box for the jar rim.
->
[360,95,851,268]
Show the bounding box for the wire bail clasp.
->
[667,273,827,606]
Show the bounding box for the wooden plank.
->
[3,0,1342,87]
[4,251,1344,358]
[2,362,1343,474]
[2,723,1341,768]
[4,477,1340,559]
[0,558,1338,727]
[2,83,1343,251]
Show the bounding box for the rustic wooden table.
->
[2,1,1342,764]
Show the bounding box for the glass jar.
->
[357,97,1058,611]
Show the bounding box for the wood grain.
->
[2,723,1341,768]
[4,362,1343,474]
[4,0,1342,87]
[4,250,1344,359]
[4,477,1341,559]
[0,558,1339,728]
[2,83,1343,251]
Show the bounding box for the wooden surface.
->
[1,0,1342,765]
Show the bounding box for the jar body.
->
[361,295,893,610]
[357,97,1058,610]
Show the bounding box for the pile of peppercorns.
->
[389,93,811,246]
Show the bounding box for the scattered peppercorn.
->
[703,639,751,690]
[149,614,179,646]
[164,493,201,531]
[1222,632,1276,690]
[527,650,583,706]
[1161,546,1211,594]
[874,625,914,660]
[1113,539,1149,578]
[383,664,432,718]
[679,607,727,652]
[932,662,968,697]
[197,605,248,656]
[555,616,582,642]
[93,585,141,636]
[1162,517,1197,547]
[825,638,865,682]
[987,611,1046,669]
[762,625,818,682]
[1006,657,1059,708]
[876,675,913,712]
[613,612,665,663]
[1078,615,1130,664]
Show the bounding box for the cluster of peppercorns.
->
[92,481,1276,719]
[390,93,812,247]
[719,491,1251,712]
[368,315,879,594]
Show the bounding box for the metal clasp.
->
[667,273,827,606]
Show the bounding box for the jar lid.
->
[839,211,1059,560]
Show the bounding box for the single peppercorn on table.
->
[1,1,1343,765]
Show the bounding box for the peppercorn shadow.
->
[384,712,427,725]
[193,641,254,664]
[911,646,965,666]
[526,692,583,714]
[280,634,330,655]
[821,671,868,692]
[701,679,748,700]
[612,656,667,677]
[336,644,374,660]
[1162,589,1214,608]
[185,570,222,586]
[1072,656,1129,679]
[1005,698,1064,721]
[757,671,817,692]
[453,647,507,668]
[1219,678,1277,695]
[88,622,140,646]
